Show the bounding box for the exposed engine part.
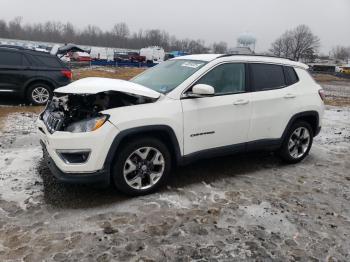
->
[42,91,156,132]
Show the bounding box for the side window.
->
[197,63,245,95]
[284,66,299,85]
[22,55,31,66]
[250,63,285,91]
[0,50,22,66]
[33,55,62,68]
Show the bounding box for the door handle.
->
[284,93,296,99]
[233,99,249,105]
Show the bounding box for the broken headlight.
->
[65,115,109,133]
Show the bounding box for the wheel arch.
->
[104,125,182,174]
[24,78,57,93]
[282,111,320,140]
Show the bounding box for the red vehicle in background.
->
[128,52,146,62]
[72,51,92,62]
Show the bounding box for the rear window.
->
[250,63,286,91]
[0,50,22,66]
[284,66,299,85]
[32,55,62,68]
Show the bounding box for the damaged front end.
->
[42,91,157,133]
[41,77,161,133]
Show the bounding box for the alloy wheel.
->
[123,146,165,190]
[288,127,310,159]
[31,87,50,104]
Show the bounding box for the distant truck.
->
[72,51,92,62]
[140,46,165,63]
[113,52,129,62]
[127,52,146,63]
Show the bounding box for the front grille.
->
[43,109,64,133]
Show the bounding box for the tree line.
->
[0,17,229,54]
[1,18,348,62]
[269,24,350,62]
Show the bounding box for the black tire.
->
[112,137,172,196]
[27,83,53,105]
[278,121,313,164]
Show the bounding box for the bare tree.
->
[8,16,23,39]
[331,46,350,61]
[212,41,228,53]
[0,17,216,53]
[0,20,9,38]
[270,24,320,61]
[112,23,129,39]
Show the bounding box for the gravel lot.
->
[0,83,350,261]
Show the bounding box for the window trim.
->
[181,62,249,99]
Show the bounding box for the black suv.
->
[0,46,72,105]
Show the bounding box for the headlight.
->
[65,115,108,133]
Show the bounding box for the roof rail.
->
[0,45,27,50]
[217,53,295,61]
[0,45,53,55]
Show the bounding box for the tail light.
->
[318,89,325,101]
[61,70,72,80]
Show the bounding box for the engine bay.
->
[42,91,157,132]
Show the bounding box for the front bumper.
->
[37,117,119,184]
[41,140,110,186]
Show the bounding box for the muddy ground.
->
[0,78,350,261]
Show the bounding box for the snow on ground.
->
[0,102,349,261]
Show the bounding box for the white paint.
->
[54,77,161,98]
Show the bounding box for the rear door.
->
[0,50,29,93]
[248,63,300,142]
[181,63,252,155]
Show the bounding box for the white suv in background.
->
[37,54,324,195]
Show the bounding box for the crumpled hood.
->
[50,43,90,56]
[54,77,161,99]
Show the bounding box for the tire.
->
[112,137,172,196]
[278,121,313,164]
[27,83,53,105]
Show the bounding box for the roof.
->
[0,45,55,56]
[173,54,308,69]
[172,54,222,62]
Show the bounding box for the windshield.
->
[130,59,207,93]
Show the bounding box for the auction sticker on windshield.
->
[181,61,205,69]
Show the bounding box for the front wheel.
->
[112,137,172,196]
[27,83,53,105]
[278,121,313,163]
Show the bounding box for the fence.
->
[90,60,156,68]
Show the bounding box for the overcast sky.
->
[1,0,349,53]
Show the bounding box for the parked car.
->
[140,46,165,63]
[114,52,129,62]
[37,54,324,195]
[127,52,146,62]
[71,51,92,62]
[0,46,72,105]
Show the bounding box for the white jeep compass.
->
[37,54,324,195]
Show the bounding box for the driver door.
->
[181,63,252,155]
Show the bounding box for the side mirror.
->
[188,84,215,97]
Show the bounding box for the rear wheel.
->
[112,137,171,196]
[27,83,53,105]
[278,121,313,163]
